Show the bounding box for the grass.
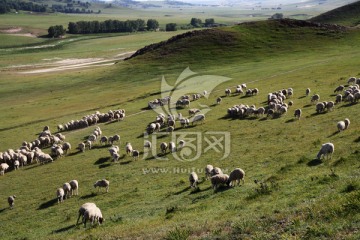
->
[0,12,359,240]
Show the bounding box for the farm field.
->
[0,2,360,240]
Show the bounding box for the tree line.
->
[0,0,46,14]
[67,19,159,34]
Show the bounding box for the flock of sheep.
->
[1,74,358,230]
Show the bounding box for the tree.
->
[68,22,78,34]
[270,13,283,19]
[147,19,159,31]
[166,23,177,32]
[205,18,215,27]
[48,25,66,38]
[190,18,202,27]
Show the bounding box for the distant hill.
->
[310,1,360,26]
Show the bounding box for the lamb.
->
[294,108,302,119]
[205,164,214,180]
[57,188,65,203]
[169,142,176,152]
[216,97,222,104]
[8,195,16,209]
[210,174,229,190]
[306,88,311,96]
[94,179,110,192]
[311,94,320,103]
[76,202,97,225]
[63,182,72,199]
[0,163,9,175]
[83,206,104,228]
[160,142,168,154]
[228,168,245,187]
[316,143,334,160]
[69,180,79,196]
[189,172,199,188]
[192,114,205,125]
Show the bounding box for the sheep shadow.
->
[53,224,75,233]
[0,208,7,213]
[214,185,231,193]
[174,186,191,195]
[285,119,296,123]
[328,131,339,138]
[67,151,82,157]
[99,163,112,169]
[94,157,110,165]
[24,164,41,171]
[339,103,357,108]
[79,193,97,200]
[354,136,360,143]
[303,104,312,108]
[298,96,307,99]
[307,159,323,167]
[38,198,58,210]
[120,160,132,165]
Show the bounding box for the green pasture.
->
[0,13,359,240]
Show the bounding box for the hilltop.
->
[310,0,360,26]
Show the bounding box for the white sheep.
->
[83,206,104,227]
[180,118,190,128]
[63,182,72,199]
[228,168,245,187]
[78,142,86,152]
[94,179,109,192]
[316,102,325,113]
[178,140,185,150]
[125,142,133,156]
[205,164,214,180]
[69,180,79,196]
[189,172,199,188]
[225,89,231,96]
[334,85,344,93]
[326,101,335,111]
[337,121,346,132]
[132,150,140,160]
[8,195,16,209]
[57,188,65,203]
[316,143,334,160]
[1,163,9,175]
[144,140,152,151]
[210,174,229,190]
[306,88,311,96]
[77,202,97,225]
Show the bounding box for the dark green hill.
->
[310,1,360,26]
[126,19,347,68]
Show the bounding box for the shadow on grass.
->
[38,198,58,210]
[99,163,111,169]
[354,136,360,143]
[0,208,7,213]
[285,119,296,123]
[214,185,231,193]
[24,164,41,171]
[307,159,323,167]
[303,104,312,108]
[328,131,339,138]
[67,150,82,157]
[79,193,97,200]
[339,103,357,108]
[94,157,110,165]
[298,95,307,99]
[174,186,191,195]
[120,160,132,165]
[53,224,75,233]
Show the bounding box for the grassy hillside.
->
[0,19,359,240]
[310,0,360,26]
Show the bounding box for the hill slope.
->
[310,0,360,26]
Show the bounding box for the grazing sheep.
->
[311,94,320,103]
[241,83,247,89]
[210,167,223,176]
[83,206,104,228]
[326,101,335,111]
[178,140,185,150]
[205,164,214,180]
[0,163,9,175]
[189,108,200,116]
[225,89,231,96]
[77,202,97,225]
[316,143,334,160]
[348,77,356,84]
[210,174,229,190]
[63,182,72,199]
[57,188,65,203]
[144,140,152,151]
[180,118,190,128]
[316,102,325,113]
[100,136,108,145]
[294,108,302,119]
[62,142,71,154]
[160,142,168,154]
[8,195,16,209]
[169,142,176,152]
[132,150,140,160]
[216,97,222,104]
[78,142,86,152]
[337,121,346,132]
[167,126,174,134]
[335,94,342,104]
[306,88,311,96]
[228,168,245,187]
[125,142,133,156]
[69,180,79,196]
[94,179,110,192]
[192,114,205,125]
[189,172,199,188]
[334,85,344,93]
[344,118,350,129]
